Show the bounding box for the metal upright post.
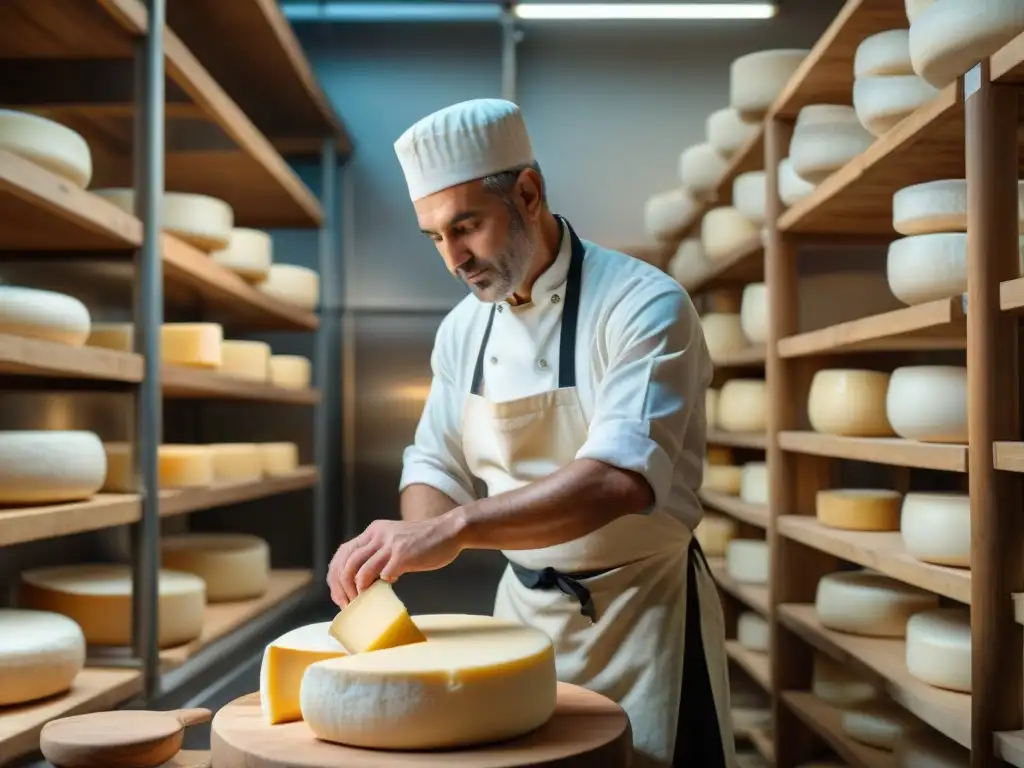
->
[500,3,520,103]
[131,0,165,702]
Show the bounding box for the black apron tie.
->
[508,562,604,623]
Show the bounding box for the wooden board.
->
[210,685,632,768]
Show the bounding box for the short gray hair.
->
[480,161,547,223]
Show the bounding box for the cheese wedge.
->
[328,579,427,653]
[260,621,347,724]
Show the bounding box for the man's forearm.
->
[401,483,461,521]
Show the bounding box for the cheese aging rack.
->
[0,0,347,763]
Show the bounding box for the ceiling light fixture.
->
[513,3,777,20]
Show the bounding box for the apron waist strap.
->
[507,561,607,623]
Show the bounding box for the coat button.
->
[538,358,548,369]
[497,304,505,312]
[490,356,498,364]
[551,294,561,304]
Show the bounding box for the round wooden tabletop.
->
[210,682,631,768]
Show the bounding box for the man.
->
[327,98,734,768]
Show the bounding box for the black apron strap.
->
[469,306,496,397]
[508,562,604,623]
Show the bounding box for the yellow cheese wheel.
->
[102,442,215,491]
[220,340,271,381]
[269,355,312,389]
[162,323,224,368]
[707,446,733,465]
[717,379,767,433]
[209,443,263,482]
[260,442,300,475]
[694,514,738,557]
[702,463,742,495]
[807,369,894,437]
[701,313,747,361]
[816,488,903,531]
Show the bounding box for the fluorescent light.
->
[282,2,503,23]
[513,3,777,20]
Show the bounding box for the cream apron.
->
[461,218,736,768]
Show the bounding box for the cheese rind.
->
[740,462,768,506]
[854,29,914,77]
[900,492,970,567]
[209,443,263,482]
[729,49,810,119]
[695,514,738,556]
[706,108,760,157]
[0,286,91,346]
[815,489,903,531]
[778,158,817,206]
[726,539,769,584]
[841,704,923,750]
[0,430,106,504]
[161,533,269,602]
[329,580,427,653]
[162,323,224,368]
[718,379,767,433]
[220,340,271,381]
[256,264,320,310]
[732,172,769,225]
[740,283,768,344]
[853,75,940,137]
[211,228,273,282]
[737,611,769,652]
[701,207,759,260]
[678,144,729,198]
[0,609,86,706]
[807,369,894,437]
[260,621,347,724]
[790,105,874,184]
[886,365,967,443]
[102,442,216,491]
[894,178,1024,235]
[645,188,698,240]
[93,189,234,251]
[812,653,881,709]
[269,355,312,390]
[0,109,92,187]
[906,608,972,693]
[815,570,939,637]
[259,442,299,475]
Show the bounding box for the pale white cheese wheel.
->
[209,443,263,482]
[644,188,699,240]
[211,228,273,282]
[0,430,106,504]
[815,570,939,637]
[906,607,971,692]
[816,488,903,531]
[894,727,970,767]
[257,264,320,310]
[906,0,937,23]
[740,283,768,344]
[737,611,769,652]
[0,286,91,346]
[726,539,769,584]
[740,462,768,505]
[701,313,747,360]
[161,533,270,602]
[702,463,743,495]
[706,388,719,431]
[900,492,970,567]
[807,369,894,437]
[855,29,914,77]
[668,238,710,286]
[269,354,312,390]
[695,513,738,556]
[701,207,760,260]
[718,379,767,433]
[93,188,234,251]
[893,178,1024,235]
[259,442,300,475]
[0,609,86,706]
[853,75,940,137]
[732,172,769,225]
[812,653,881,708]
[220,340,271,381]
[729,49,810,119]
[909,0,1024,88]
[790,105,875,184]
[842,704,924,750]
[0,109,92,187]
[679,144,729,197]
[706,107,760,157]
[19,564,206,648]
[886,365,967,443]
[778,157,817,207]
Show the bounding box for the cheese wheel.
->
[301,613,557,750]
[668,238,710,286]
[812,653,881,708]
[778,157,817,207]
[893,179,1024,234]
[644,188,699,240]
[703,463,743,495]
[93,189,234,251]
[855,29,914,77]
[842,704,924,750]
[729,49,810,119]
[161,533,269,602]
[261,621,347,724]
[87,322,134,352]
[706,388,719,431]
[740,283,768,344]
[853,75,940,137]
[807,369,894,437]
[909,0,1024,88]
[0,109,92,187]
[790,105,875,184]
[906,0,937,23]
[900,492,970,567]
[259,442,300,475]
[815,570,939,636]
[257,264,320,310]
[0,430,106,504]
[19,564,206,648]
[209,443,263,482]
[706,107,760,156]
[732,172,769,225]
[269,354,312,390]
[0,609,86,706]
[679,144,729,197]
[220,340,271,381]
[695,514,738,556]
[894,727,970,767]
[211,228,272,282]
[717,379,767,433]
[906,608,971,692]
[740,462,768,505]
[707,446,733,465]
[886,365,967,443]
[162,322,223,368]
[737,611,769,652]
[701,313,747,360]
[0,286,91,346]
[102,442,216,491]
[726,539,769,584]
[816,489,903,531]
[733,707,772,732]
[701,207,760,260]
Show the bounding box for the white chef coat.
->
[400,226,713,532]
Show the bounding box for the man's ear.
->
[515,168,545,219]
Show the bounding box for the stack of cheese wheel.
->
[816,488,903,531]
[161,533,270,602]
[703,446,741,495]
[706,387,719,431]
[841,703,925,750]
[19,564,206,648]
[718,379,767,433]
[807,369,895,436]
[740,462,768,506]
[737,611,769,652]
[88,322,225,368]
[701,207,759,259]
[0,285,91,346]
[220,340,271,380]
[644,188,699,241]
[209,443,263,482]
[0,109,93,187]
[260,441,300,475]
[812,653,881,709]
[886,365,967,443]
[256,264,320,311]
[894,725,970,767]
[732,172,769,225]
[789,105,874,185]
[694,513,737,556]
[900,492,970,567]
[0,430,106,505]
[739,283,768,344]
[212,228,273,283]
[815,570,938,636]
[778,157,817,207]
[102,442,216,491]
[94,189,234,252]
[906,607,971,692]
[729,49,809,121]
[701,312,747,361]
[706,107,760,158]
[726,539,768,584]
[909,0,1024,89]
[679,144,729,199]
[0,609,86,706]
[270,354,312,390]
[667,238,710,287]
[853,29,940,138]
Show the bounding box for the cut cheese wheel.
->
[256,264,320,310]
[102,442,215,492]
[812,653,881,708]
[893,179,1024,234]
[329,579,427,653]
[220,340,271,381]
[260,621,346,724]
[0,609,86,706]
[93,189,234,251]
[679,144,729,197]
[909,0,1024,88]
[269,354,312,390]
[737,611,769,652]
[906,607,971,692]
[900,492,970,567]
[807,369,894,437]
[706,107,760,157]
[841,704,924,750]
[778,157,817,207]
[853,75,940,137]
[0,109,92,187]
[0,286,91,346]
[701,312,747,360]
[886,365,967,443]
[87,322,133,352]
[702,463,742,495]
[259,442,300,475]
[701,207,759,259]
[211,228,272,282]
[740,462,768,505]
[790,105,874,184]
[718,379,767,433]
[894,727,970,767]
[0,430,106,504]
[732,172,768,225]
[161,533,269,602]
[19,564,206,647]
[695,514,738,556]
[740,283,768,344]
[301,613,557,750]
[815,570,939,636]
[729,49,810,119]
[816,489,903,531]
[706,388,719,431]
[726,539,769,584]
[209,443,263,482]
[162,323,223,368]
[644,188,699,240]
[855,29,914,77]
[707,446,733,465]
[668,237,710,286]
[906,0,937,23]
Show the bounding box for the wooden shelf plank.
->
[708,556,770,615]
[996,730,1024,768]
[778,604,971,749]
[0,334,143,382]
[777,515,971,604]
[0,668,142,764]
[162,364,320,404]
[714,344,767,368]
[778,432,968,472]
[682,237,764,295]
[778,298,966,358]
[1001,277,1024,314]
[749,725,775,765]
[727,640,772,693]
[160,466,318,517]
[699,490,769,528]
[783,691,895,768]
[708,430,768,450]
[991,29,1024,84]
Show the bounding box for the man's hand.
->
[326,512,467,607]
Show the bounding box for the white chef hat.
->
[394,98,535,201]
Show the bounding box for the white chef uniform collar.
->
[394,98,535,201]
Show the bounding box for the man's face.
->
[415,181,533,303]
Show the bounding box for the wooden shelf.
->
[990,440,1024,471]
[778,604,971,749]
[749,726,775,765]
[160,466,319,517]
[707,430,768,450]
[162,364,320,404]
[0,668,142,764]
[733,708,772,740]
[160,569,312,668]
[991,28,1024,84]
[778,432,968,472]
[783,691,895,768]
[727,640,772,692]
[777,515,971,604]
[708,556,770,615]
[778,298,966,358]
[996,730,1024,768]
[699,490,769,528]
[713,344,767,368]
[682,237,763,295]
[1000,277,1024,314]
[0,334,142,383]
